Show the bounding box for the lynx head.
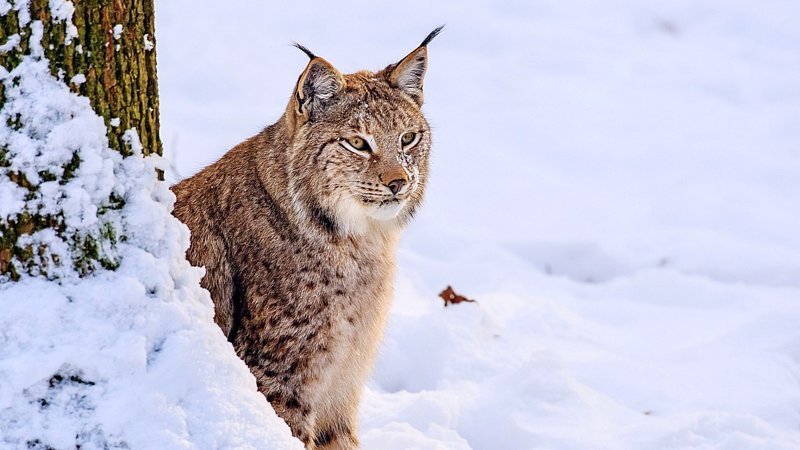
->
[281,27,442,236]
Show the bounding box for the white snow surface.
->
[48,0,78,44]
[156,0,800,448]
[111,24,122,41]
[0,5,302,450]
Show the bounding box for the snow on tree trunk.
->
[0,0,161,156]
[0,1,302,448]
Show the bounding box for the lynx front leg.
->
[268,387,357,450]
[310,421,358,450]
[310,382,360,450]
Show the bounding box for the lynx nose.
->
[380,168,409,195]
[386,179,406,195]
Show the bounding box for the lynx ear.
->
[387,26,443,106]
[292,46,344,122]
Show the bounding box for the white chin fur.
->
[366,200,406,221]
[332,196,405,235]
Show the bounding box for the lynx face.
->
[283,35,438,235]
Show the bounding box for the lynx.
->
[171,27,442,449]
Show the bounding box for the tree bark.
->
[0,0,160,279]
[1,0,160,156]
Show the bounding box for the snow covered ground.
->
[154,0,800,448]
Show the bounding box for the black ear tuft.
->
[387,27,444,106]
[420,25,445,47]
[292,42,316,60]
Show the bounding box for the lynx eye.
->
[400,131,419,148]
[346,136,370,152]
[339,135,372,156]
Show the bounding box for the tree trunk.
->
[1,0,160,156]
[0,0,160,280]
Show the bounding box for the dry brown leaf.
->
[438,285,476,307]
